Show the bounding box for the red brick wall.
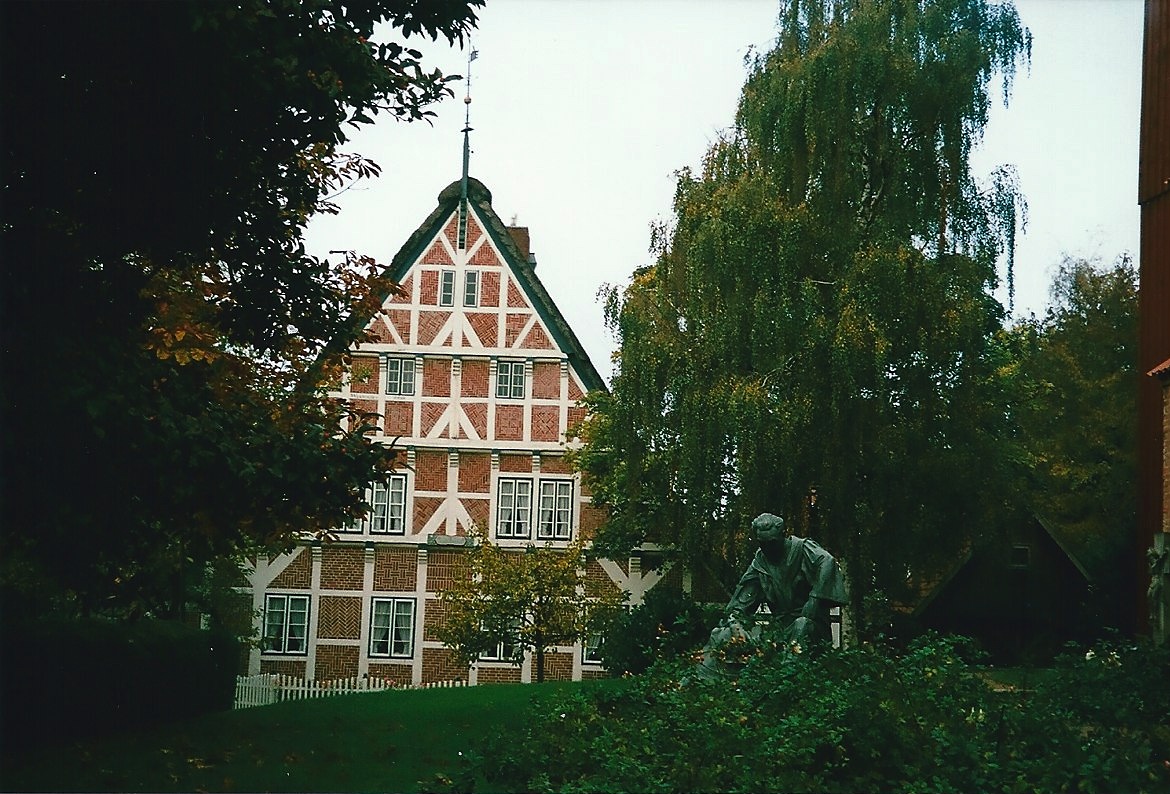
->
[519,324,553,350]
[507,281,527,308]
[531,405,560,442]
[568,376,585,401]
[317,595,362,639]
[479,273,500,309]
[420,270,438,304]
[391,274,413,304]
[461,403,488,439]
[477,667,522,685]
[459,452,491,493]
[463,498,490,533]
[532,361,560,399]
[415,450,448,492]
[462,359,490,396]
[423,359,452,397]
[387,309,410,341]
[420,402,447,438]
[500,454,532,473]
[270,549,311,589]
[350,355,380,394]
[418,311,450,345]
[540,456,572,475]
[496,405,523,441]
[427,550,469,592]
[585,559,621,598]
[315,645,360,680]
[413,496,442,531]
[422,647,468,684]
[423,597,449,642]
[320,547,364,591]
[504,313,527,346]
[385,401,412,436]
[469,242,499,266]
[367,663,414,686]
[260,659,307,677]
[465,214,483,250]
[369,318,394,343]
[374,547,417,591]
[467,313,497,345]
[540,651,574,682]
[423,241,453,265]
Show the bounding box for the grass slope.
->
[1,681,604,793]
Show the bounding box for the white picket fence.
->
[234,673,466,709]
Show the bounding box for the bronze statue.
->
[697,512,848,678]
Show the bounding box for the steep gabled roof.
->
[382,177,606,394]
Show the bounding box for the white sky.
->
[305,0,1144,385]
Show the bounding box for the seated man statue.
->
[697,512,848,678]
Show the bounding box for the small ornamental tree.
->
[437,534,626,682]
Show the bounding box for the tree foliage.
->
[0,0,482,617]
[436,536,626,683]
[573,0,1030,631]
[1011,255,1139,623]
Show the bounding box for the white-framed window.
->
[496,360,526,399]
[439,270,455,307]
[536,480,573,540]
[463,270,480,307]
[370,597,415,658]
[263,594,309,655]
[385,357,415,396]
[496,478,533,539]
[480,619,520,662]
[583,632,604,665]
[343,474,408,534]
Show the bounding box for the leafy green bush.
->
[598,587,718,675]
[466,634,1170,793]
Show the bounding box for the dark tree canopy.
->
[1,0,482,617]
[572,0,1030,631]
[1011,255,1139,626]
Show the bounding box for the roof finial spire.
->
[458,44,478,249]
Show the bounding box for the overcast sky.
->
[305,0,1144,385]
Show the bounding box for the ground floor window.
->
[370,597,415,658]
[583,633,604,665]
[479,619,521,662]
[263,594,309,654]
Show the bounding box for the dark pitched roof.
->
[383,177,606,394]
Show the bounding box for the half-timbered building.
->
[246,177,675,684]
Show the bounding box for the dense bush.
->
[461,634,1170,793]
[0,617,240,752]
[599,587,719,675]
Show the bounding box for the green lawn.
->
[1,681,609,793]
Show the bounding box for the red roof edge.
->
[1147,357,1170,378]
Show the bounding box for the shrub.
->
[598,587,718,675]
[467,634,1170,793]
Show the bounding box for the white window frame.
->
[463,270,480,307]
[496,360,526,399]
[536,480,574,540]
[583,632,604,665]
[479,619,520,662]
[496,477,533,539]
[439,270,455,307]
[263,594,309,655]
[342,474,408,534]
[370,597,415,658]
[385,357,415,396]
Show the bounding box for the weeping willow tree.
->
[573,0,1031,635]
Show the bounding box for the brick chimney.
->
[507,226,536,268]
